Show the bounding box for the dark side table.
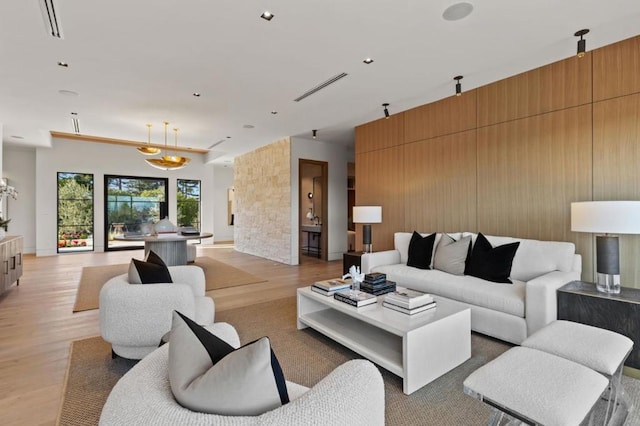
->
[557,281,640,369]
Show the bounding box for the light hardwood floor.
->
[0,245,342,426]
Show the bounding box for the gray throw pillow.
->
[433,234,471,275]
[168,311,289,416]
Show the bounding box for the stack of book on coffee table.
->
[359,272,397,296]
[333,289,377,307]
[311,278,352,296]
[383,287,436,315]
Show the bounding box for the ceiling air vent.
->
[207,139,227,149]
[39,0,64,39]
[293,72,348,102]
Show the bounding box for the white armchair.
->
[99,265,214,359]
[99,342,385,426]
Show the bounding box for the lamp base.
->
[362,224,372,253]
[597,273,621,294]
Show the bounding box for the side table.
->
[343,251,364,275]
[557,280,640,369]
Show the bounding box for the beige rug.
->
[57,297,640,425]
[72,256,267,312]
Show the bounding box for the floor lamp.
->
[353,206,382,253]
[571,201,640,294]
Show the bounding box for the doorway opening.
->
[299,159,328,261]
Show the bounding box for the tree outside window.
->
[58,172,94,252]
[177,179,201,229]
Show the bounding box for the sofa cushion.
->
[395,232,463,265]
[466,233,520,284]
[372,264,526,317]
[433,234,471,275]
[168,311,289,416]
[128,250,173,284]
[485,235,576,282]
[407,231,436,270]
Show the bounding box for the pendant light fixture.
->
[574,29,589,58]
[382,103,390,119]
[145,122,191,170]
[137,123,161,155]
[312,129,317,139]
[454,76,463,96]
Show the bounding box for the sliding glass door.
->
[104,175,168,251]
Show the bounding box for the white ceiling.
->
[1,1,640,164]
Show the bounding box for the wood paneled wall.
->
[355,34,640,285]
[404,130,477,233]
[593,93,640,284]
[477,54,592,126]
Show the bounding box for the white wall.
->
[0,123,3,180]
[213,164,234,242]
[291,137,354,262]
[2,146,36,253]
[34,137,215,256]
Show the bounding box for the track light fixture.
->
[382,103,390,119]
[574,29,590,58]
[454,76,463,96]
[312,129,317,139]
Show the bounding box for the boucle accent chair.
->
[99,343,386,425]
[99,265,214,359]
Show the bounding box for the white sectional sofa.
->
[361,232,581,345]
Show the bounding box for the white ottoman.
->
[464,346,608,426]
[522,320,633,423]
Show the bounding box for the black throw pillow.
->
[466,233,520,283]
[128,250,173,284]
[406,231,436,270]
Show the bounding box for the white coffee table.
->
[297,287,471,394]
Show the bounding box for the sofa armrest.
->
[525,270,581,336]
[167,265,206,296]
[360,250,401,274]
[99,277,196,347]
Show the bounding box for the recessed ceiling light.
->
[58,89,79,97]
[10,135,24,140]
[442,2,474,21]
[57,61,68,67]
[260,11,274,21]
[271,110,278,115]
[192,92,201,97]
[363,58,374,64]
[243,124,255,129]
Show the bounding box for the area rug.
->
[72,256,267,312]
[58,297,640,425]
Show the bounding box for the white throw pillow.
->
[168,311,289,416]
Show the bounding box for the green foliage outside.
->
[58,174,93,240]
[177,192,199,227]
[177,179,201,228]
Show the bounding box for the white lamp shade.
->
[353,206,382,224]
[571,201,640,234]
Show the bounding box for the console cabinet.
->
[1,235,23,295]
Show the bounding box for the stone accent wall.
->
[234,138,292,264]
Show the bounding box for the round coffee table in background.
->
[115,232,213,266]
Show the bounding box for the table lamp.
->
[571,201,640,294]
[353,206,382,253]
